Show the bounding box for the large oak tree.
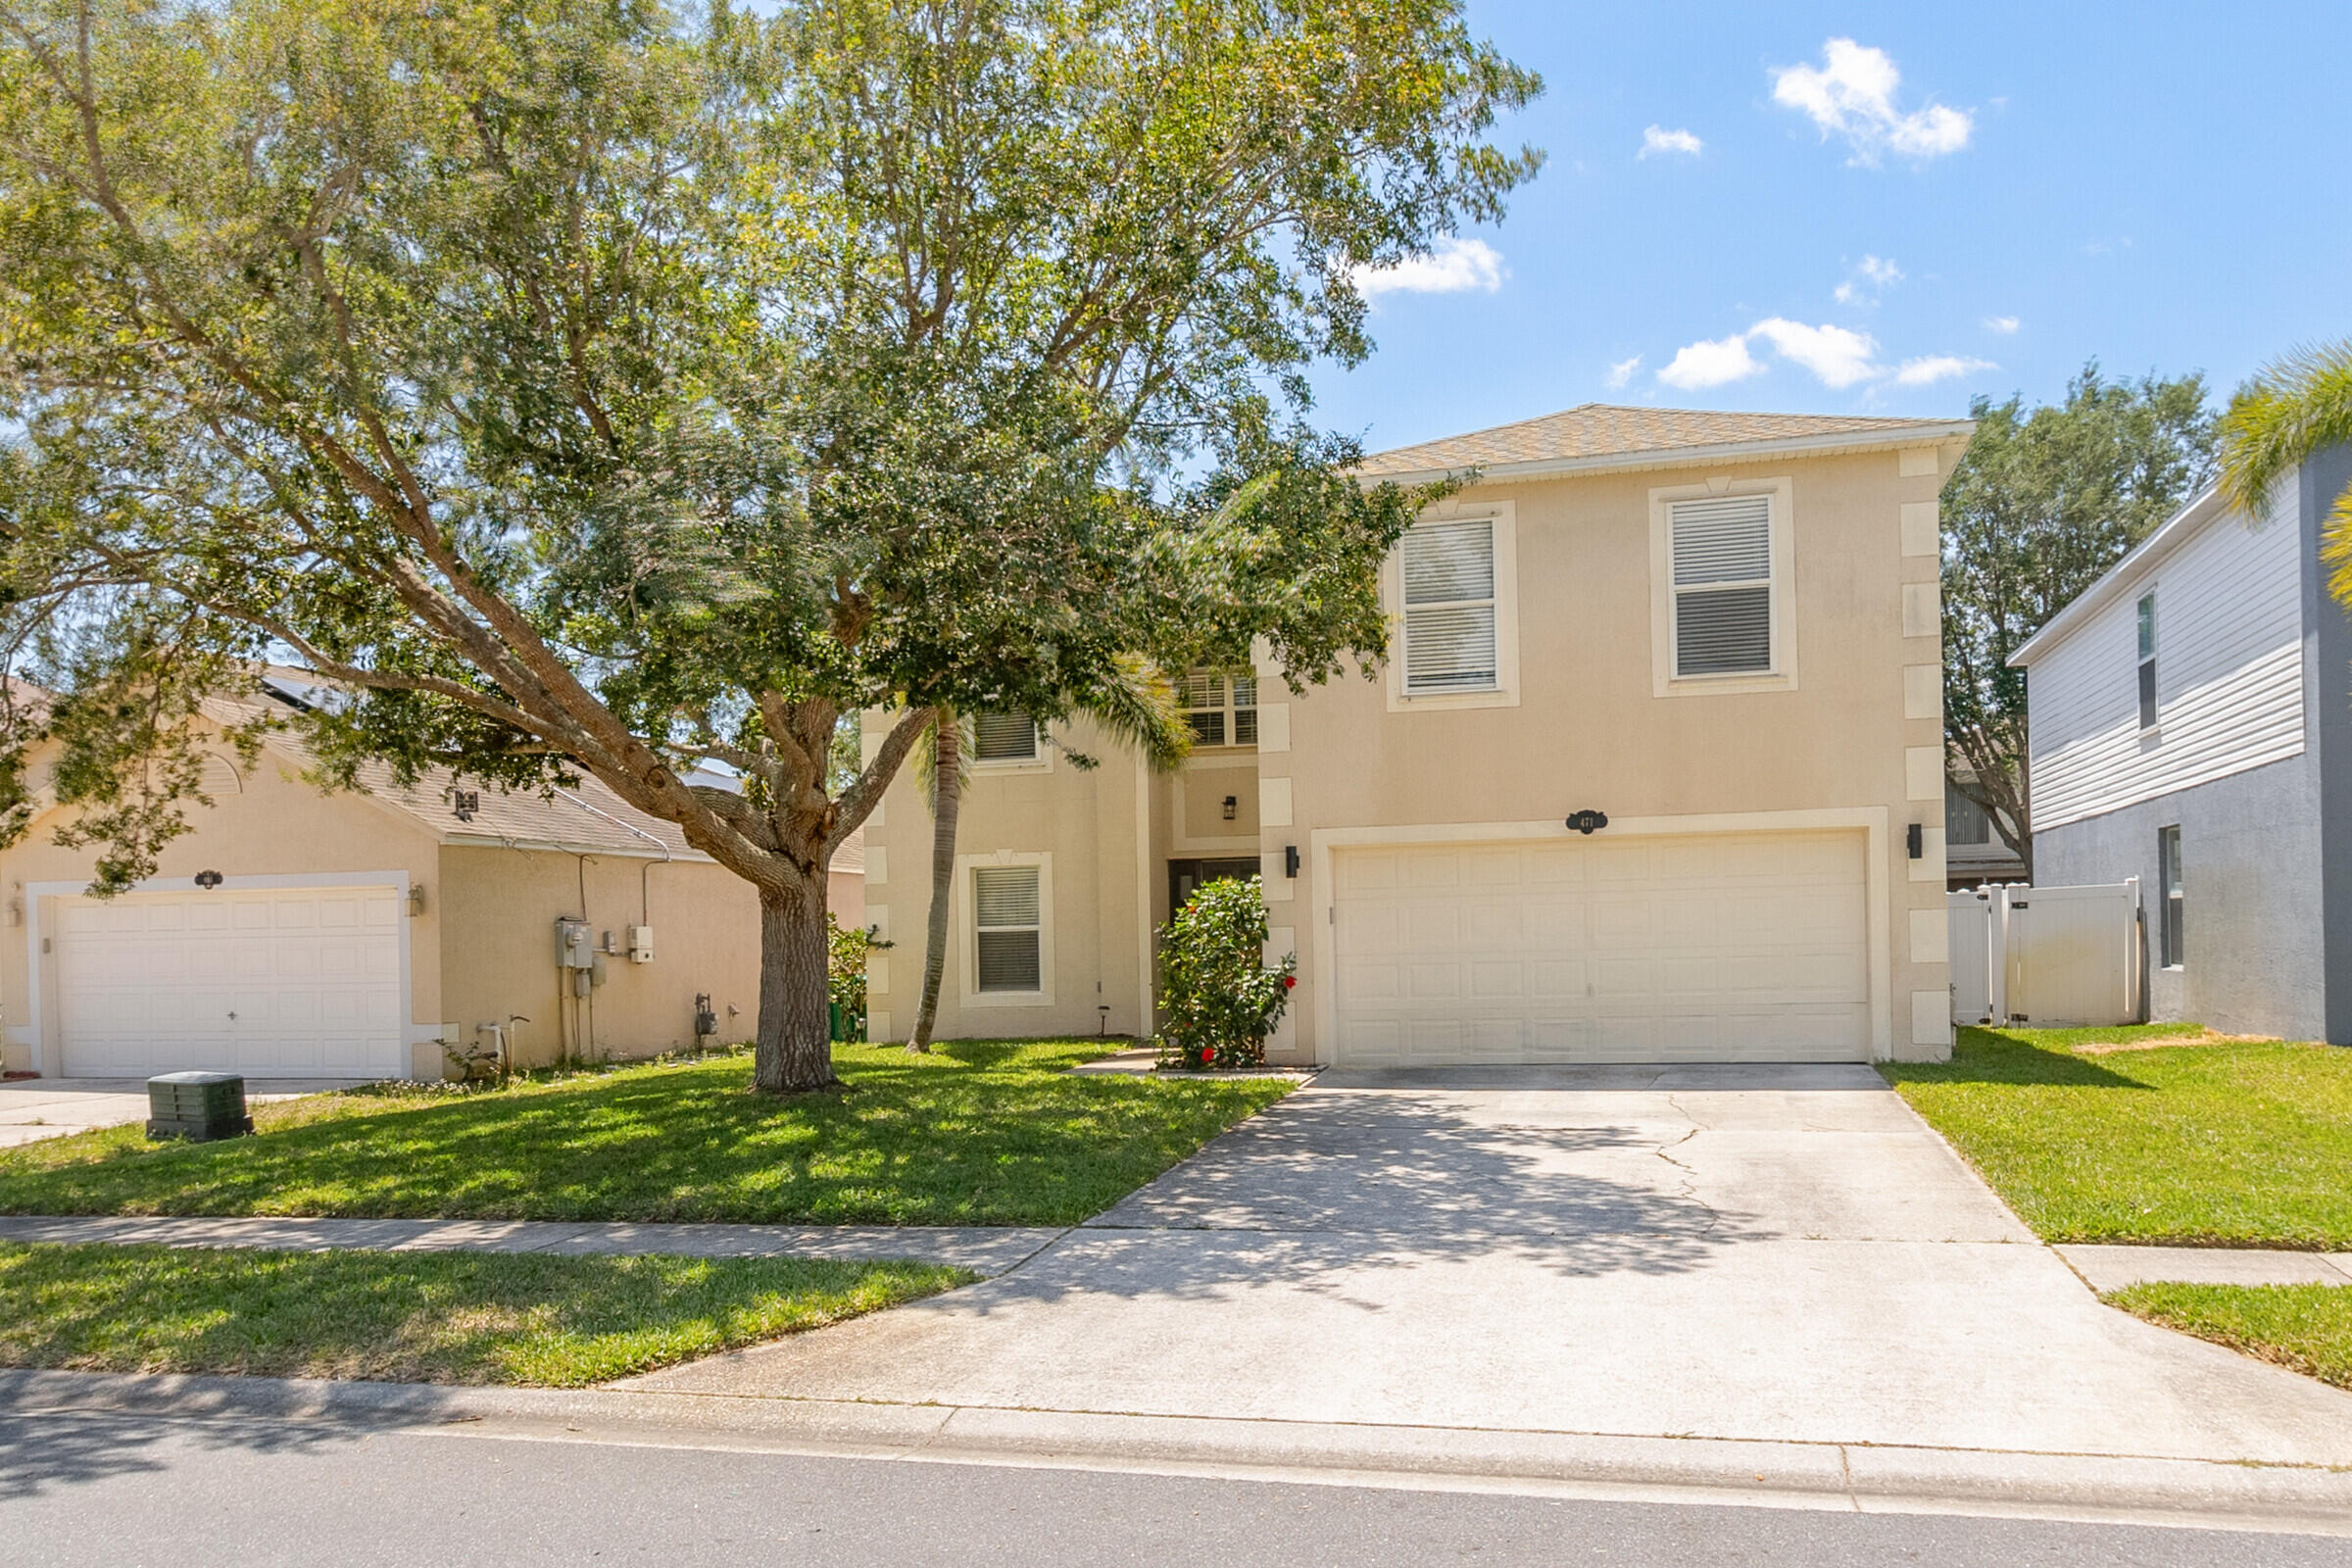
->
[0,0,1539,1090]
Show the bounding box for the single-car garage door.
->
[1331,830,1871,1065]
[54,885,406,1078]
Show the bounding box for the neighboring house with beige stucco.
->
[0,676,820,1081]
[859,403,1973,1065]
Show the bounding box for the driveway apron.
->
[624,1064,2352,1466]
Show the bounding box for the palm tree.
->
[905,659,1192,1053]
[2221,340,2352,599]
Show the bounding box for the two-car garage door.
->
[53,886,406,1078]
[1331,830,1871,1065]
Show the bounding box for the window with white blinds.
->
[1669,494,1774,676]
[972,865,1042,992]
[972,711,1039,761]
[1179,669,1258,747]
[1400,518,1498,693]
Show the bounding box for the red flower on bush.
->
[1283,975,1297,989]
[1200,1048,1215,1063]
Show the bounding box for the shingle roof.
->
[1355,403,1964,479]
[199,694,863,870]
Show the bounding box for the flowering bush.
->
[1152,875,1296,1071]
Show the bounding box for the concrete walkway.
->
[0,1078,365,1149]
[0,1215,1057,1274]
[623,1064,2352,1473]
[2061,1244,2352,1291]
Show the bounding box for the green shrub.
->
[827,914,888,1013]
[1153,875,1295,1071]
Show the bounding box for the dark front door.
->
[1168,858,1262,917]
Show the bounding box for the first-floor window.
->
[2158,825,2184,968]
[973,865,1043,992]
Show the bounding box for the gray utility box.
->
[146,1071,254,1143]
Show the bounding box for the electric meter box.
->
[627,925,655,963]
[555,917,594,969]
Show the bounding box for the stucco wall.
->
[1259,443,1958,1063]
[2034,754,2328,1041]
[0,740,443,1076]
[860,713,1151,1044]
[434,845,761,1070]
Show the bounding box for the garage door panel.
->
[1334,830,1871,1066]
[56,885,405,1079]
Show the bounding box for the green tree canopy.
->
[1941,364,2217,875]
[0,0,1541,1089]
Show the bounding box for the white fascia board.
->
[1357,421,1978,490]
[2008,483,2228,668]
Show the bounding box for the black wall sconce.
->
[1565,809,1609,835]
[1907,822,1924,859]
[1221,795,1238,821]
[1284,845,1300,878]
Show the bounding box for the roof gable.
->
[1356,402,1968,481]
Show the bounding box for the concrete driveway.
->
[0,1078,367,1148]
[629,1064,2352,1469]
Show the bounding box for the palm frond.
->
[2220,339,2352,519]
[1076,654,1192,773]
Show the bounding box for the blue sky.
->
[1315,4,2352,454]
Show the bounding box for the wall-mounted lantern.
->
[1222,795,1238,821]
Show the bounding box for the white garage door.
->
[54,885,406,1078]
[1331,830,1871,1065]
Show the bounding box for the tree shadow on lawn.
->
[0,1051,1288,1227]
[1881,1029,2151,1090]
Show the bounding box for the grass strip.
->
[0,1241,969,1387]
[2106,1282,2352,1392]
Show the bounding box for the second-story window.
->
[1179,671,1257,747]
[972,711,1040,762]
[1669,494,1775,676]
[1400,518,1499,693]
[2136,592,2158,730]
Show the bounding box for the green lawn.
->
[2106,1283,2352,1392]
[0,1040,1294,1226]
[0,1241,966,1386]
[1881,1025,2352,1248]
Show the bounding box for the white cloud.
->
[1983,315,2021,335]
[1835,254,1904,304]
[1772,39,1972,165]
[1639,125,1703,160]
[1657,334,1764,390]
[1352,235,1505,299]
[1749,318,1883,389]
[1894,355,1998,387]
[1605,355,1642,390]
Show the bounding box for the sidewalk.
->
[7,1211,2343,1292]
[0,1214,1062,1275]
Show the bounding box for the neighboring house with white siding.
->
[2009,444,2352,1042]
[859,404,1973,1066]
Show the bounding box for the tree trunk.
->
[910,708,959,1052]
[753,876,837,1093]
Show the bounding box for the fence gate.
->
[1949,880,2142,1028]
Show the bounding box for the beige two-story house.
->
[859,404,1973,1065]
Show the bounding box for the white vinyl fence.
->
[1948,880,2143,1028]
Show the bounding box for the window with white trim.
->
[972,711,1039,762]
[1399,517,1498,693]
[1179,670,1257,747]
[971,865,1042,992]
[2158,825,2183,968]
[1669,494,1774,677]
[2136,592,2158,730]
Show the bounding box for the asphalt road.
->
[7,1409,2352,1568]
